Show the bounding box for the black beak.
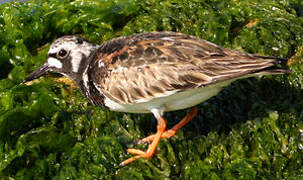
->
[23,63,50,83]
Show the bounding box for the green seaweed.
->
[0,0,302,179]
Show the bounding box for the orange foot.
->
[120,117,166,166]
[137,107,198,144]
[120,107,198,166]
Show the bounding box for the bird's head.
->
[24,35,97,83]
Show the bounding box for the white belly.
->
[104,81,232,113]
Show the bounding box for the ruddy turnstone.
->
[24,31,289,165]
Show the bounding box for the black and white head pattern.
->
[46,36,97,78]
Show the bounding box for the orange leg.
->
[138,107,198,144]
[120,114,167,166]
[120,107,198,166]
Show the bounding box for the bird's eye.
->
[58,49,67,58]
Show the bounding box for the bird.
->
[24,31,289,165]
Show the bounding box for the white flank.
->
[134,90,178,103]
[48,57,62,69]
[104,80,234,114]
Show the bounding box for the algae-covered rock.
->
[0,0,302,179]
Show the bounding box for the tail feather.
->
[254,55,289,64]
[254,65,291,75]
[253,55,291,75]
[255,69,291,75]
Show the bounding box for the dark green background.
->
[0,0,303,179]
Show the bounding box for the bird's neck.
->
[73,47,107,107]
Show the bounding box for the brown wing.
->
[89,32,286,104]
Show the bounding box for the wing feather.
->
[89,32,286,104]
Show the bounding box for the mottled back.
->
[87,32,287,104]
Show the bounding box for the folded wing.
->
[88,32,287,104]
